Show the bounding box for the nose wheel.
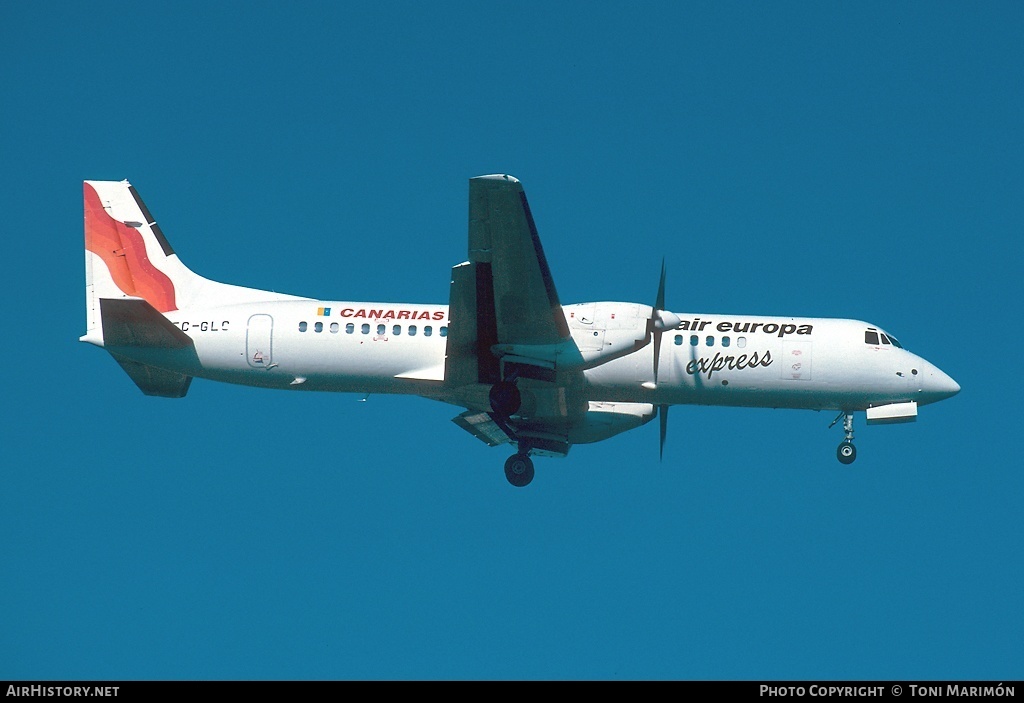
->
[830,411,857,465]
[837,441,856,464]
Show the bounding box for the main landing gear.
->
[830,411,857,464]
[490,378,534,486]
[504,451,535,487]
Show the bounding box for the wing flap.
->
[444,262,493,386]
[452,410,514,447]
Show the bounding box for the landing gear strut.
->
[830,411,857,464]
[504,451,534,487]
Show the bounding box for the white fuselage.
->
[140,298,957,415]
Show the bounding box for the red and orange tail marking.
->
[84,182,177,313]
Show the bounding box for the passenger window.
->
[346,323,354,334]
[330,322,339,333]
[393,325,401,336]
[690,335,698,346]
[440,326,448,337]
[424,326,432,337]
[361,324,370,334]
[706,336,714,347]
[298,321,307,332]
[377,324,386,335]
[722,336,730,348]
[737,337,747,348]
[409,325,417,336]
[865,331,879,345]
[314,321,323,333]
[674,335,683,346]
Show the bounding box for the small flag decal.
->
[317,307,331,316]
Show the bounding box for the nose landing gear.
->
[830,411,857,465]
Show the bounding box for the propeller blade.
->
[659,404,668,461]
[653,323,662,385]
[655,258,667,312]
[651,261,673,456]
[650,258,680,386]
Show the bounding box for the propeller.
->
[649,259,681,386]
[648,260,680,461]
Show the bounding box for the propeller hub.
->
[653,310,681,332]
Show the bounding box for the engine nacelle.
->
[565,302,653,368]
[568,401,657,444]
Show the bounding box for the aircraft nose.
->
[921,364,960,403]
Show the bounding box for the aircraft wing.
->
[445,174,574,389]
[445,176,584,456]
[467,174,570,345]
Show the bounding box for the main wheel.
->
[504,453,535,487]
[489,381,522,417]
[837,441,857,465]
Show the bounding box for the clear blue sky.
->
[2,2,1020,680]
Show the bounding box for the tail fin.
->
[82,180,203,343]
[82,180,305,347]
[81,180,307,396]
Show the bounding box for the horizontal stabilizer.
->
[110,353,193,397]
[452,411,513,447]
[96,298,196,397]
[100,298,194,349]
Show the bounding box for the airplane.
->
[80,174,960,486]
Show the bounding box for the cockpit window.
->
[866,327,905,348]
